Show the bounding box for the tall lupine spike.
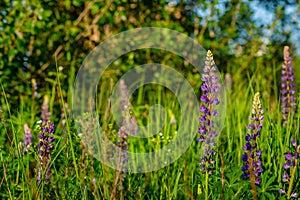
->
[241,92,264,200]
[281,46,296,126]
[117,80,138,163]
[198,50,220,173]
[37,97,55,185]
[37,121,55,185]
[119,80,138,136]
[23,124,32,153]
[118,81,130,177]
[279,139,299,199]
[115,80,138,194]
[118,80,130,170]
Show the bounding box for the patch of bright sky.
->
[286,4,300,54]
[250,1,274,26]
[192,0,300,55]
[249,1,275,48]
[250,1,300,54]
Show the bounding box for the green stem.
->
[205,166,209,200]
[220,142,225,200]
[248,156,258,200]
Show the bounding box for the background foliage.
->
[1,0,300,199]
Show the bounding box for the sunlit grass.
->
[0,59,299,199]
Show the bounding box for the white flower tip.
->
[207,50,213,57]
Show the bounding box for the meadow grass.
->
[0,57,299,200]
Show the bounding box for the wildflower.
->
[117,80,137,171]
[37,121,55,185]
[241,92,264,199]
[198,50,220,173]
[117,126,129,163]
[280,139,300,198]
[23,124,32,153]
[118,80,134,171]
[119,80,138,136]
[291,192,299,198]
[281,46,296,126]
[279,188,286,194]
[116,80,138,192]
[282,172,289,182]
[37,97,54,185]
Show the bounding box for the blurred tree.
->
[0,0,299,108]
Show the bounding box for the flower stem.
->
[220,142,225,200]
[249,155,258,200]
[205,169,209,200]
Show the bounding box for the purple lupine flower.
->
[281,46,296,126]
[117,126,129,171]
[41,95,51,123]
[279,188,286,194]
[37,95,54,185]
[241,92,264,188]
[285,152,293,160]
[23,124,32,153]
[291,192,299,198]
[280,139,300,198]
[282,172,289,182]
[283,147,298,171]
[198,50,220,173]
[37,121,55,185]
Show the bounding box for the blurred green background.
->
[1,0,300,108]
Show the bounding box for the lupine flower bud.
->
[41,95,51,123]
[198,50,220,173]
[281,46,296,126]
[241,92,264,188]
